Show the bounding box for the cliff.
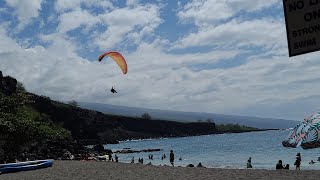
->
[0,71,258,162]
[28,93,219,144]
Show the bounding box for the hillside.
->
[0,71,261,162]
[79,102,299,129]
[29,95,261,145]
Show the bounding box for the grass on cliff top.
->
[0,89,71,141]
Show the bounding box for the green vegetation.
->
[217,123,258,132]
[68,100,79,107]
[0,83,71,161]
[141,112,152,120]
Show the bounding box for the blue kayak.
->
[0,159,54,174]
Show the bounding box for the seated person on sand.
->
[284,164,289,170]
[276,160,284,170]
[186,164,194,167]
[196,163,205,168]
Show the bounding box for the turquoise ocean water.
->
[105,130,320,170]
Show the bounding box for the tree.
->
[68,100,78,107]
[206,118,213,123]
[141,113,152,120]
[206,118,216,128]
[16,82,26,92]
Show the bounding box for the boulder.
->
[93,144,105,152]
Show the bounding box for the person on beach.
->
[170,150,174,166]
[276,160,284,170]
[115,154,118,162]
[294,153,301,170]
[284,164,289,170]
[247,157,252,168]
[131,157,134,163]
[196,163,205,168]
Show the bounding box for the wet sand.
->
[1,160,320,180]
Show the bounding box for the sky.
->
[0,0,319,121]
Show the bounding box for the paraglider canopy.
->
[282,111,320,149]
[98,51,128,74]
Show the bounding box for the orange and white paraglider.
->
[98,51,128,93]
[98,51,128,74]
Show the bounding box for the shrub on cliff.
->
[0,74,71,162]
[141,113,152,120]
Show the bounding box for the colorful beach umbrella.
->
[282,111,320,149]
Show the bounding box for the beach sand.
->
[1,160,320,180]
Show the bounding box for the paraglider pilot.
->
[111,86,117,93]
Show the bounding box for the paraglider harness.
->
[111,86,117,93]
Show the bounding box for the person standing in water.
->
[170,150,174,166]
[295,153,301,170]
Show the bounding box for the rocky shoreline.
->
[0,71,272,164]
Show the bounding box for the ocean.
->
[104,130,320,170]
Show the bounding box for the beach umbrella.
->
[282,111,320,149]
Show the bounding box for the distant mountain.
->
[79,102,299,129]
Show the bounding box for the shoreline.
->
[2,160,320,180]
[113,129,280,144]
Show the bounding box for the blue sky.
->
[1,0,320,121]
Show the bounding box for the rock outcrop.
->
[0,71,17,95]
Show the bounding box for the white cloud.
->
[126,0,139,7]
[2,21,320,120]
[54,1,162,50]
[2,0,320,121]
[4,0,43,29]
[228,0,280,12]
[57,8,100,33]
[95,4,162,49]
[173,18,286,51]
[55,0,113,12]
[0,26,21,53]
[178,0,279,26]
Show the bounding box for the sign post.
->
[283,0,320,57]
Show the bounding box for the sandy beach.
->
[1,160,320,180]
